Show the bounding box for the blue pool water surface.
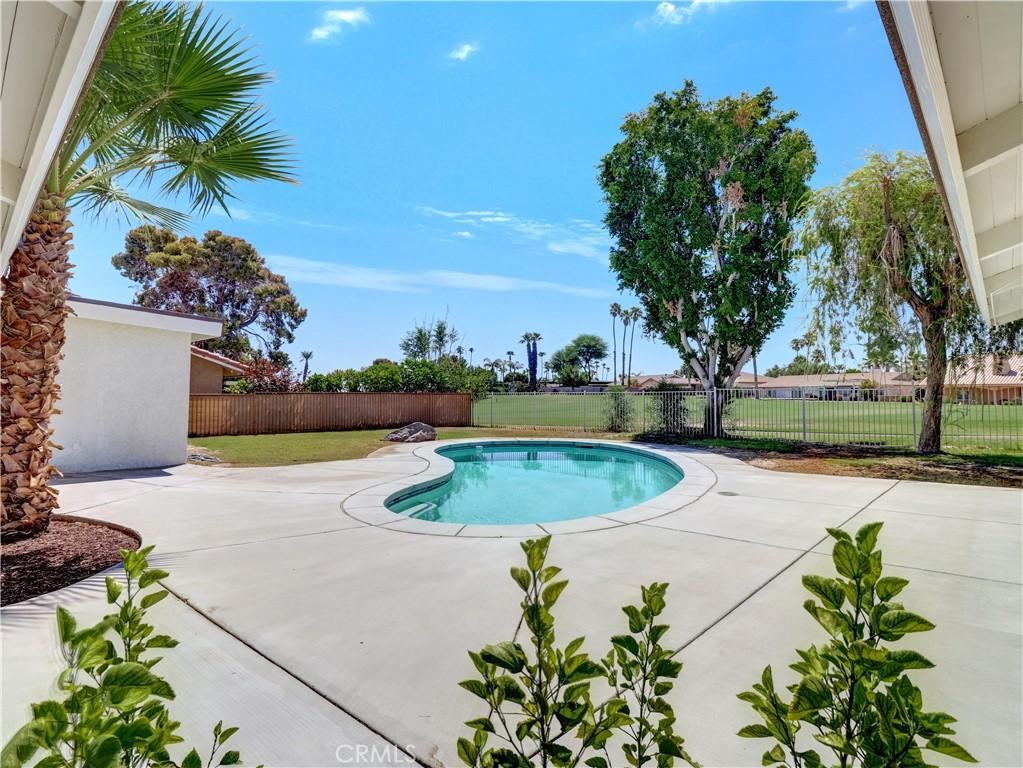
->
[387,442,683,525]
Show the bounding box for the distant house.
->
[632,371,776,391]
[923,354,1023,404]
[190,346,250,393]
[764,370,915,400]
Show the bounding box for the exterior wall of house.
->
[51,300,220,472]
[190,356,226,394]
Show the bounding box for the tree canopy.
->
[112,226,306,361]
[599,81,816,396]
[548,334,609,380]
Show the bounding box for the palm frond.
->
[76,176,190,231]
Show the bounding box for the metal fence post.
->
[490,393,494,428]
[801,387,808,441]
[641,391,647,433]
[911,392,918,446]
[583,393,588,432]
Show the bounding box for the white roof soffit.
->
[882,1,1023,326]
[1,0,119,272]
[69,297,224,342]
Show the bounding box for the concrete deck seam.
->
[158,583,429,768]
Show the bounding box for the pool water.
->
[387,442,683,525]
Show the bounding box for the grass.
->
[189,427,631,467]
[189,426,1020,487]
[472,393,1023,452]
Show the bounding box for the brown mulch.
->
[1,519,140,605]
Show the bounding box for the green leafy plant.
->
[2,546,257,768]
[603,387,636,432]
[457,536,698,768]
[738,522,976,768]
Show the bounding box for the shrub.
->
[603,386,635,432]
[647,383,693,434]
[457,536,697,768]
[226,357,297,393]
[2,546,254,768]
[738,522,976,767]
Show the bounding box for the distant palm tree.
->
[468,346,475,366]
[300,350,313,382]
[455,345,465,361]
[619,311,631,385]
[609,303,621,384]
[626,307,642,386]
[1,2,295,539]
[538,351,546,383]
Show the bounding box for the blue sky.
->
[69,0,922,377]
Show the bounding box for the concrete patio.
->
[2,440,1020,767]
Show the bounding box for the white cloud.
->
[266,255,610,298]
[454,231,475,239]
[649,0,721,26]
[207,207,349,233]
[448,42,478,62]
[417,205,611,261]
[836,0,867,11]
[310,7,369,42]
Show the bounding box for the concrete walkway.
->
[2,441,1020,767]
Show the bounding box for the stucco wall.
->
[52,315,193,472]
[190,356,226,394]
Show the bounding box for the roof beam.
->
[977,217,1023,261]
[983,265,1022,295]
[1,161,25,205]
[45,1,81,20]
[957,102,1023,177]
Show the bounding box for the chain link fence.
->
[471,386,1023,451]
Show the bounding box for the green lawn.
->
[189,426,630,467]
[472,393,1023,452]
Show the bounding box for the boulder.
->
[385,422,437,443]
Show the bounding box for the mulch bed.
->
[1,519,140,605]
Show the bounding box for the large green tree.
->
[112,226,306,361]
[803,152,989,453]
[599,81,816,432]
[1,2,294,539]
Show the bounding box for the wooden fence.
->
[188,392,472,437]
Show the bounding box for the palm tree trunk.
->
[627,321,637,387]
[611,317,617,384]
[1,193,73,539]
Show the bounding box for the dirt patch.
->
[678,442,1023,488]
[1,518,140,605]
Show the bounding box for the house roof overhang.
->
[69,296,223,342]
[878,1,1023,326]
[1,1,121,271]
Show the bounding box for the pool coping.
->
[340,438,718,537]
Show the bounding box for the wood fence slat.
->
[187,392,471,437]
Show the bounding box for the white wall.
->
[51,314,195,473]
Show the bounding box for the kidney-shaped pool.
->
[386,442,684,525]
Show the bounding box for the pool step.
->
[405,502,438,519]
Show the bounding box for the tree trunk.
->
[702,386,726,437]
[611,318,617,384]
[627,323,636,388]
[918,318,947,454]
[1,193,73,540]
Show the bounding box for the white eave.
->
[69,296,224,342]
[880,1,1023,326]
[1,0,119,271]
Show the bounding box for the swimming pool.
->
[386,442,684,525]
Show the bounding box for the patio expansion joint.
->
[667,479,902,659]
[150,521,372,556]
[156,582,427,768]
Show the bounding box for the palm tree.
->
[538,351,546,383]
[519,332,542,390]
[626,307,642,387]
[1,3,295,539]
[609,303,621,384]
[468,346,474,366]
[300,351,314,383]
[455,345,465,362]
[619,311,631,385]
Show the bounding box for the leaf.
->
[83,735,121,768]
[788,676,831,719]
[458,679,490,700]
[28,701,67,747]
[138,568,170,589]
[855,521,883,553]
[610,634,640,656]
[526,536,551,572]
[55,606,77,644]
[465,718,495,733]
[101,662,159,709]
[585,759,608,768]
[457,737,478,767]
[887,649,935,669]
[480,642,527,673]
[219,751,241,765]
[622,605,644,633]
[879,610,935,635]
[140,590,169,609]
[182,749,203,768]
[826,527,852,543]
[542,580,569,607]
[802,575,845,609]
[105,577,123,604]
[875,576,909,601]
[510,567,531,591]
[1,723,41,768]
[738,724,773,738]
[832,539,863,579]
[925,737,977,763]
[762,745,786,765]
